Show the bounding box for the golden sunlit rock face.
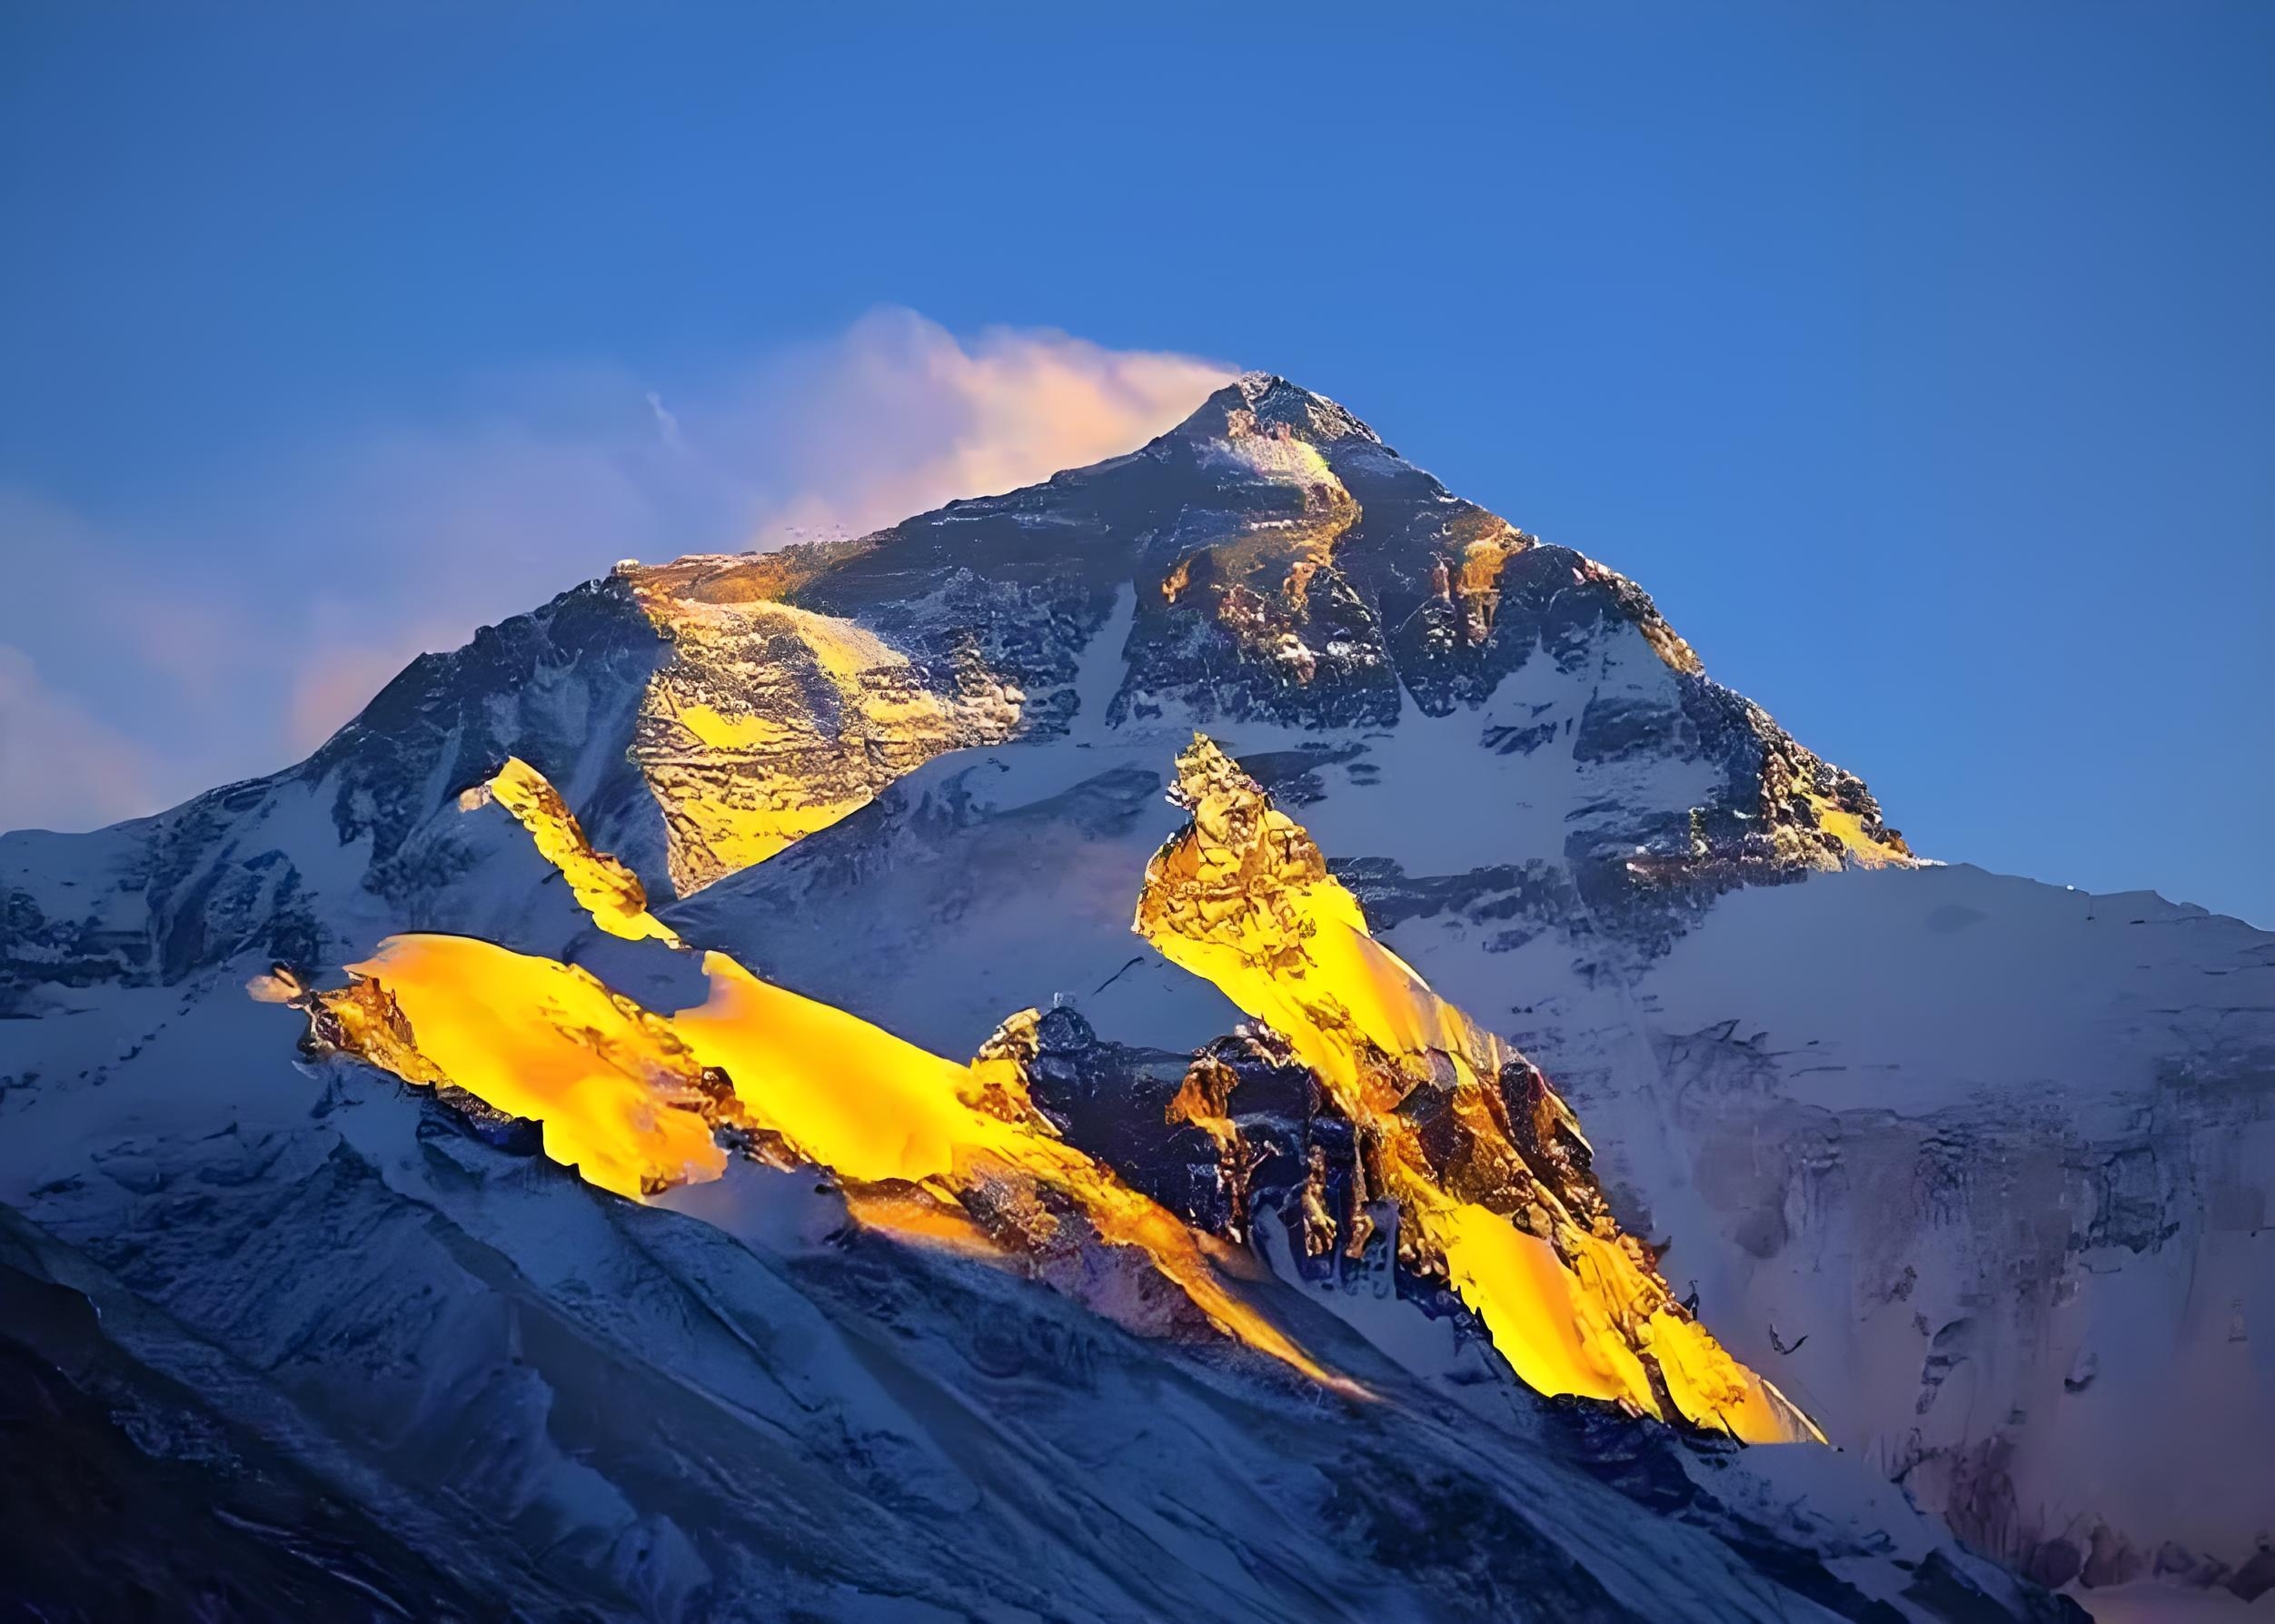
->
[286,760,1346,1392]
[1441,516,1536,647]
[621,585,1023,894]
[1133,735,1823,1443]
[1165,424,1361,682]
[333,936,734,1197]
[277,747,1824,1438]
[1756,730,1915,870]
[474,758,682,945]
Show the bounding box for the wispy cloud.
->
[740,308,1236,541]
[0,645,159,834]
[0,312,1235,835]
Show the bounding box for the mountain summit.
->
[2,375,2266,1619]
[1170,371,1388,447]
[618,367,1904,896]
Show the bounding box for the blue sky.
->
[2,3,2270,926]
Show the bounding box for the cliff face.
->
[2,371,2258,1615]
[1128,736,1819,1444]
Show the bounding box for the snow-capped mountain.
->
[3,373,2264,1619]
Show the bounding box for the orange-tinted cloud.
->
[746,309,1236,542]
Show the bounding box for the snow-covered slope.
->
[0,1018,2073,1621]
[3,372,2257,1618]
[651,668,2275,1601]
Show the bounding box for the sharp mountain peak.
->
[1168,371,1386,451]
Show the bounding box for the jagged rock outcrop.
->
[1126,735,1819,1443]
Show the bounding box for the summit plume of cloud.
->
[744,309,1235,542]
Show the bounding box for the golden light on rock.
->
[272,747,1823,1438]
[1133,734,1823,1443]
[283,758,1351,1394]
[477,758,683,945]
[622,587,1022,895]
[343,935,728,1197]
